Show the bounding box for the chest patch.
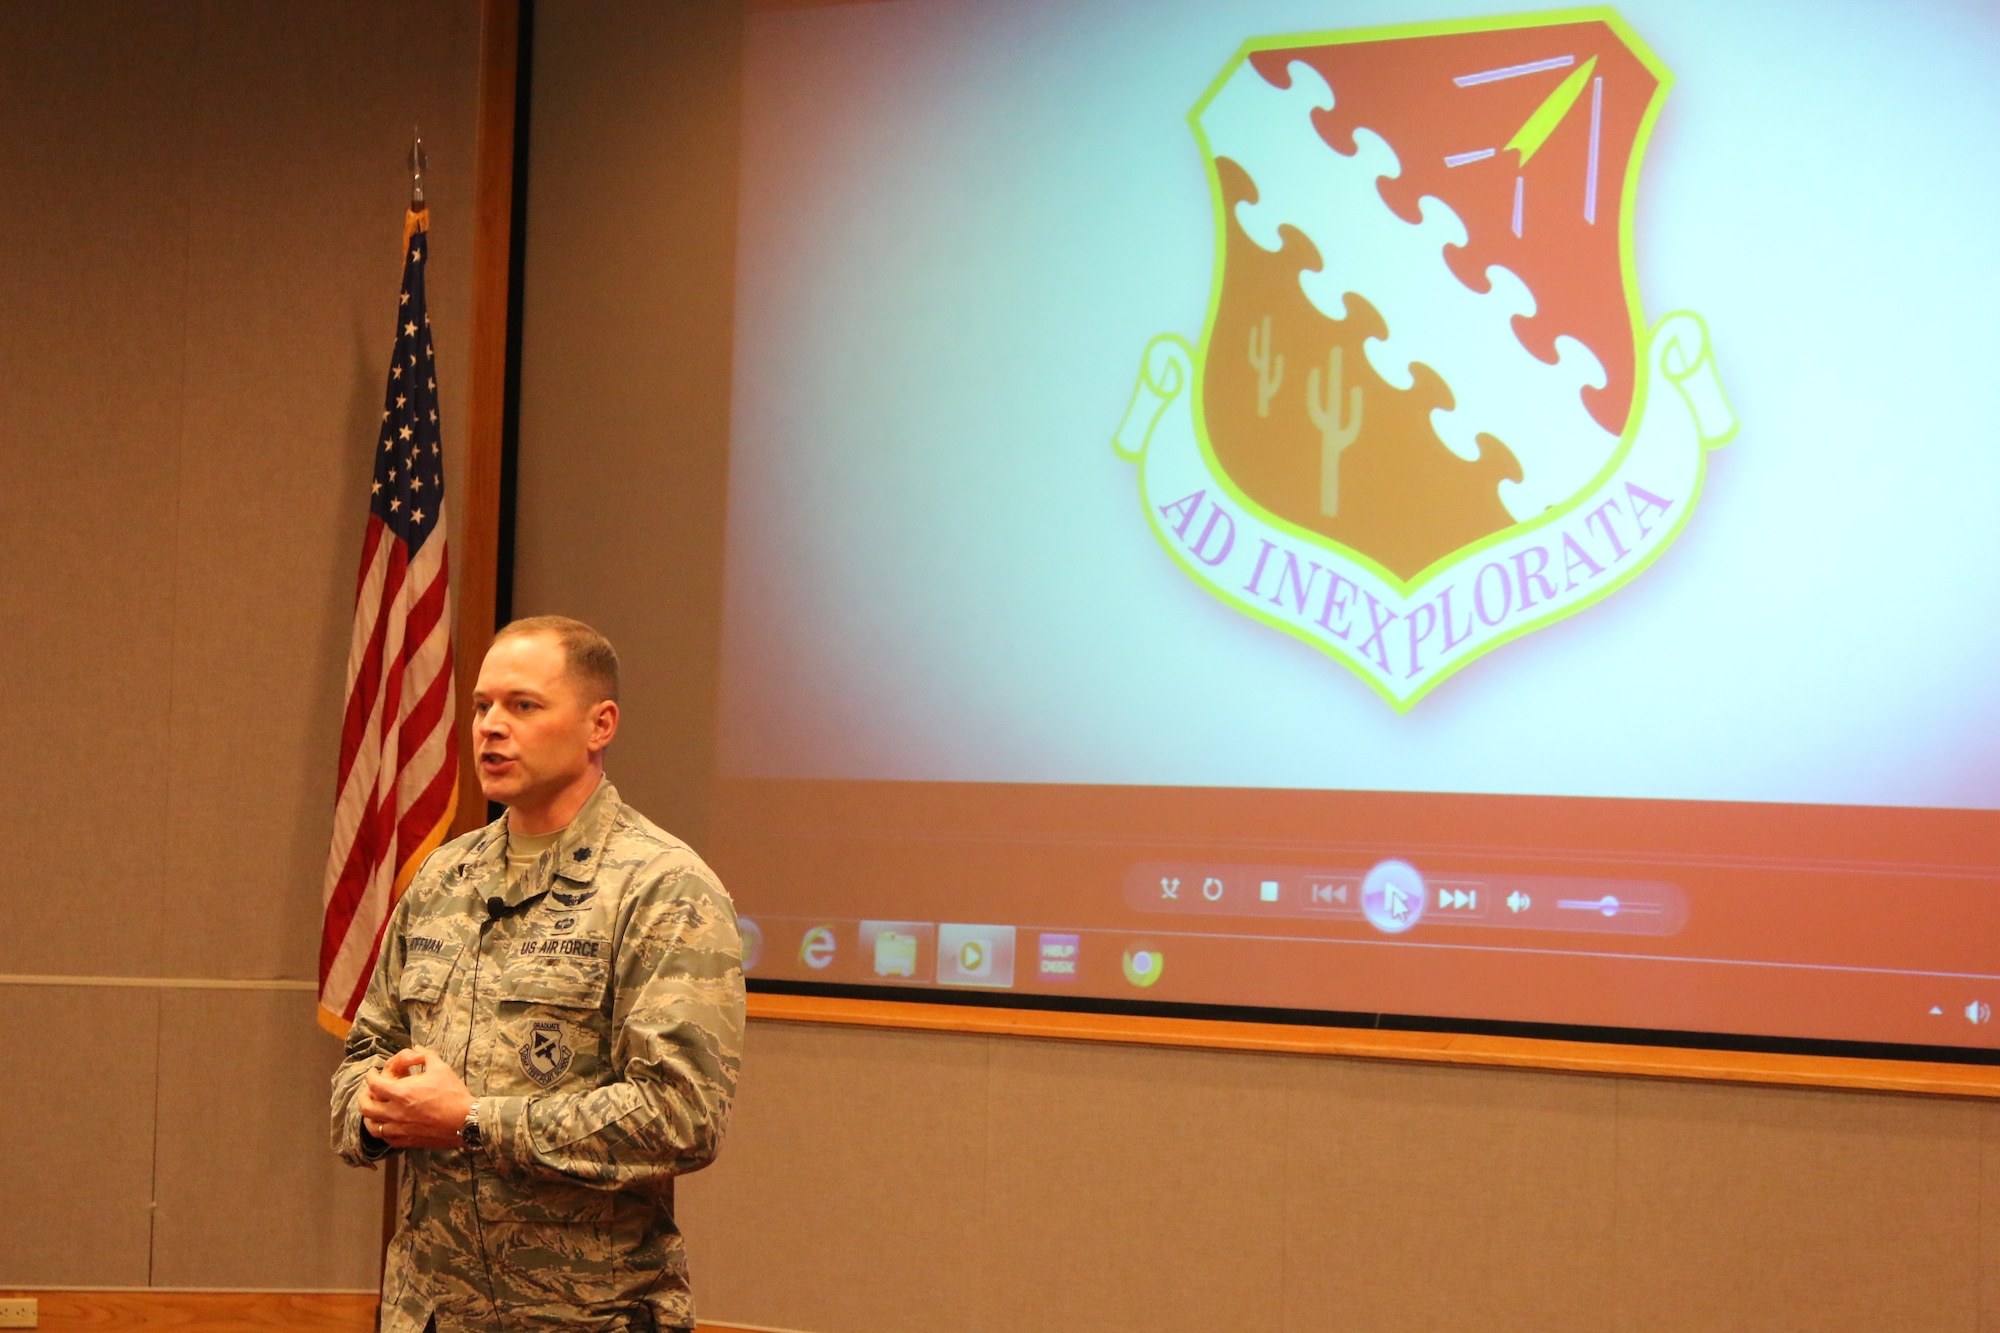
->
[551,887,596,909]
[521,1021,574,1087]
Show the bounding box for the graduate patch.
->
[520,1021,574,1087]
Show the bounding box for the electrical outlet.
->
[0,1297,36,1328]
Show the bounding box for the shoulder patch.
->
[520,1021,574,1087]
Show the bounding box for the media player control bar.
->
[1126,861,1687,936]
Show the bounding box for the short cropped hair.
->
[494,615,620,704]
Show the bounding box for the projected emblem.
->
[1112,10,1736,707]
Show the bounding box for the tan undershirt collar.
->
[505,824,566,889]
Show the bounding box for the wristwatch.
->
[459,1100,484,1151]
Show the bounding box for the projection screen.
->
[534,0,2000,1058]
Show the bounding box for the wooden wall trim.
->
[0,1292,377,1331]
[0,1293,755,1333]
[0,973,314,990]
[450,0,521,840]
[747,992,2000,1099]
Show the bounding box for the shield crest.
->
[520,1019,573,1087]
[1115,10,1737,707]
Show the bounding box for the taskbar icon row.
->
[738,918,1166,992]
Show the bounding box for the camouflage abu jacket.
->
[329,779,745,1333]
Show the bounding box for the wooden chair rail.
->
[748,992,2000,1099]
[0,1292,757,1333]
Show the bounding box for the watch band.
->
[459,1100,483,1151]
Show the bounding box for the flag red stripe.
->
[394,762,458,891]
[398,556,449,668]
[390,667,458,879]
[333,520,394,789]
[319,782,388,981]
[333,537,406,797]
[320,543,453,1000]
[339,794,456,1022]
[320,543,414,955]
[351,510,388,599]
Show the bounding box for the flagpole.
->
[370,123,433,1291]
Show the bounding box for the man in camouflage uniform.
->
[331,616,744,1333]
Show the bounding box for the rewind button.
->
[1302,876,1363,917]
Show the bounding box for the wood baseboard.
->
[0,1292,753,1332]
[0,1292,376,1331]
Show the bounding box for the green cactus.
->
[1248,314,1284,417]
[1307,345,1363,516]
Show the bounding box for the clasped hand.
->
[360,1045,475,1150]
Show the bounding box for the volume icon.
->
[1506,890,1531,914]
[1968,1001,1991,1025]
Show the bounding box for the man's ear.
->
[588,699,620,754]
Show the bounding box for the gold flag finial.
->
[408,130,428,210]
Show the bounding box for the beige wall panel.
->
[980,1038,1290,1332]
[1283,1058,1619,1332]
[159,0,484,980]
[513,0,743,847]
[149,988,381,1289]
[0,5,196,978]
[1612,1079,1982,1332]
[0,986,160,1285]
[676,1020,989,1333]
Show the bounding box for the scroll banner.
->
[1114,311,1737,708]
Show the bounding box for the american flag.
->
[318,209,460,1036]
